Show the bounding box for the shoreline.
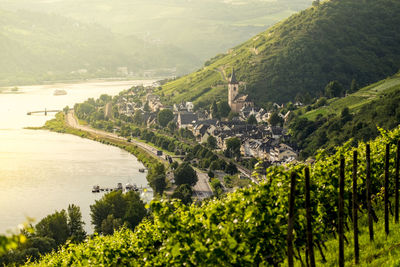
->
[29,110,213,199]
[33,112,165,186]
[0,76,166,90]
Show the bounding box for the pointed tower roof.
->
[229,68,238,84]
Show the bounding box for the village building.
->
[269,143,298,163]
[228,69,253,113]
[177,112,198,129]
[173,101,194,112]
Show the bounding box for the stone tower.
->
[228,68,239,109]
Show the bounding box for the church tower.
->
[228,68,239,109]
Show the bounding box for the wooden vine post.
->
[352,150,359,264]
[305,167,316,267]
[366,144,374,241]
[287,172,297,267]
[339,156,345,267]
[385,144,390,235]
[396,140,400,223]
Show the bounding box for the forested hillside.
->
[290,72,400,158]
[0,0,313,61]
[0,9,199,86]
[160,0,400,107]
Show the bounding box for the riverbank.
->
[34,111,213,200]
[36,112,163,172]
[0,77,164,89]
[64,109,214,199]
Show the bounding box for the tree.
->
[90,191,146,235]
[228,111,239,121]
[123,192,148,229]
[0,236,56,266]
[157,109,174,127]
[171,184,193,205]
[133,110,144,125]
[100,215,123,235]
[170,161,179,170]
[316,130,328,146]
[325,81,344,98]
[269,112,283,126]
[150,174,167,195]
[303,92,313,105]
[167,121,177,132]
[312,0,320,7]
[350,79,359,93]
[174,163,198,186]
[67,204,86,243]
[225,137,241,158]
[315,97,327,108]
[2,205,86,265]
[35,211,69,246]
[247,114,257,125]
[340,107,352,124]
[207,135,217,149]
[225,162,238,175]
[144,101,150,112]
[217,101,231,118]
[209,160,220,171]
[210,178,223,197]
[99,94,112,104]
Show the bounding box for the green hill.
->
[290,72,400,158]
[160,0,400,107]
[0,9,199,86]
[26,126,400,266]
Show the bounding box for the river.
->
[0,80,154,234]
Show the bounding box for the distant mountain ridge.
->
[0,0,313,62]
[160,0,400,106]
[0,9,200,86]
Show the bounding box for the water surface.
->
[0,80,154,233]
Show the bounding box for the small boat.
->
[139,168,146,173]
[125,183,138,192]
[92,185,100,193]
[117,183,123,190]
[53,89,67,96]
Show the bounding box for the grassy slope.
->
[160,0,400,107]
[302,72,400,120]
[289,209,400,266]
